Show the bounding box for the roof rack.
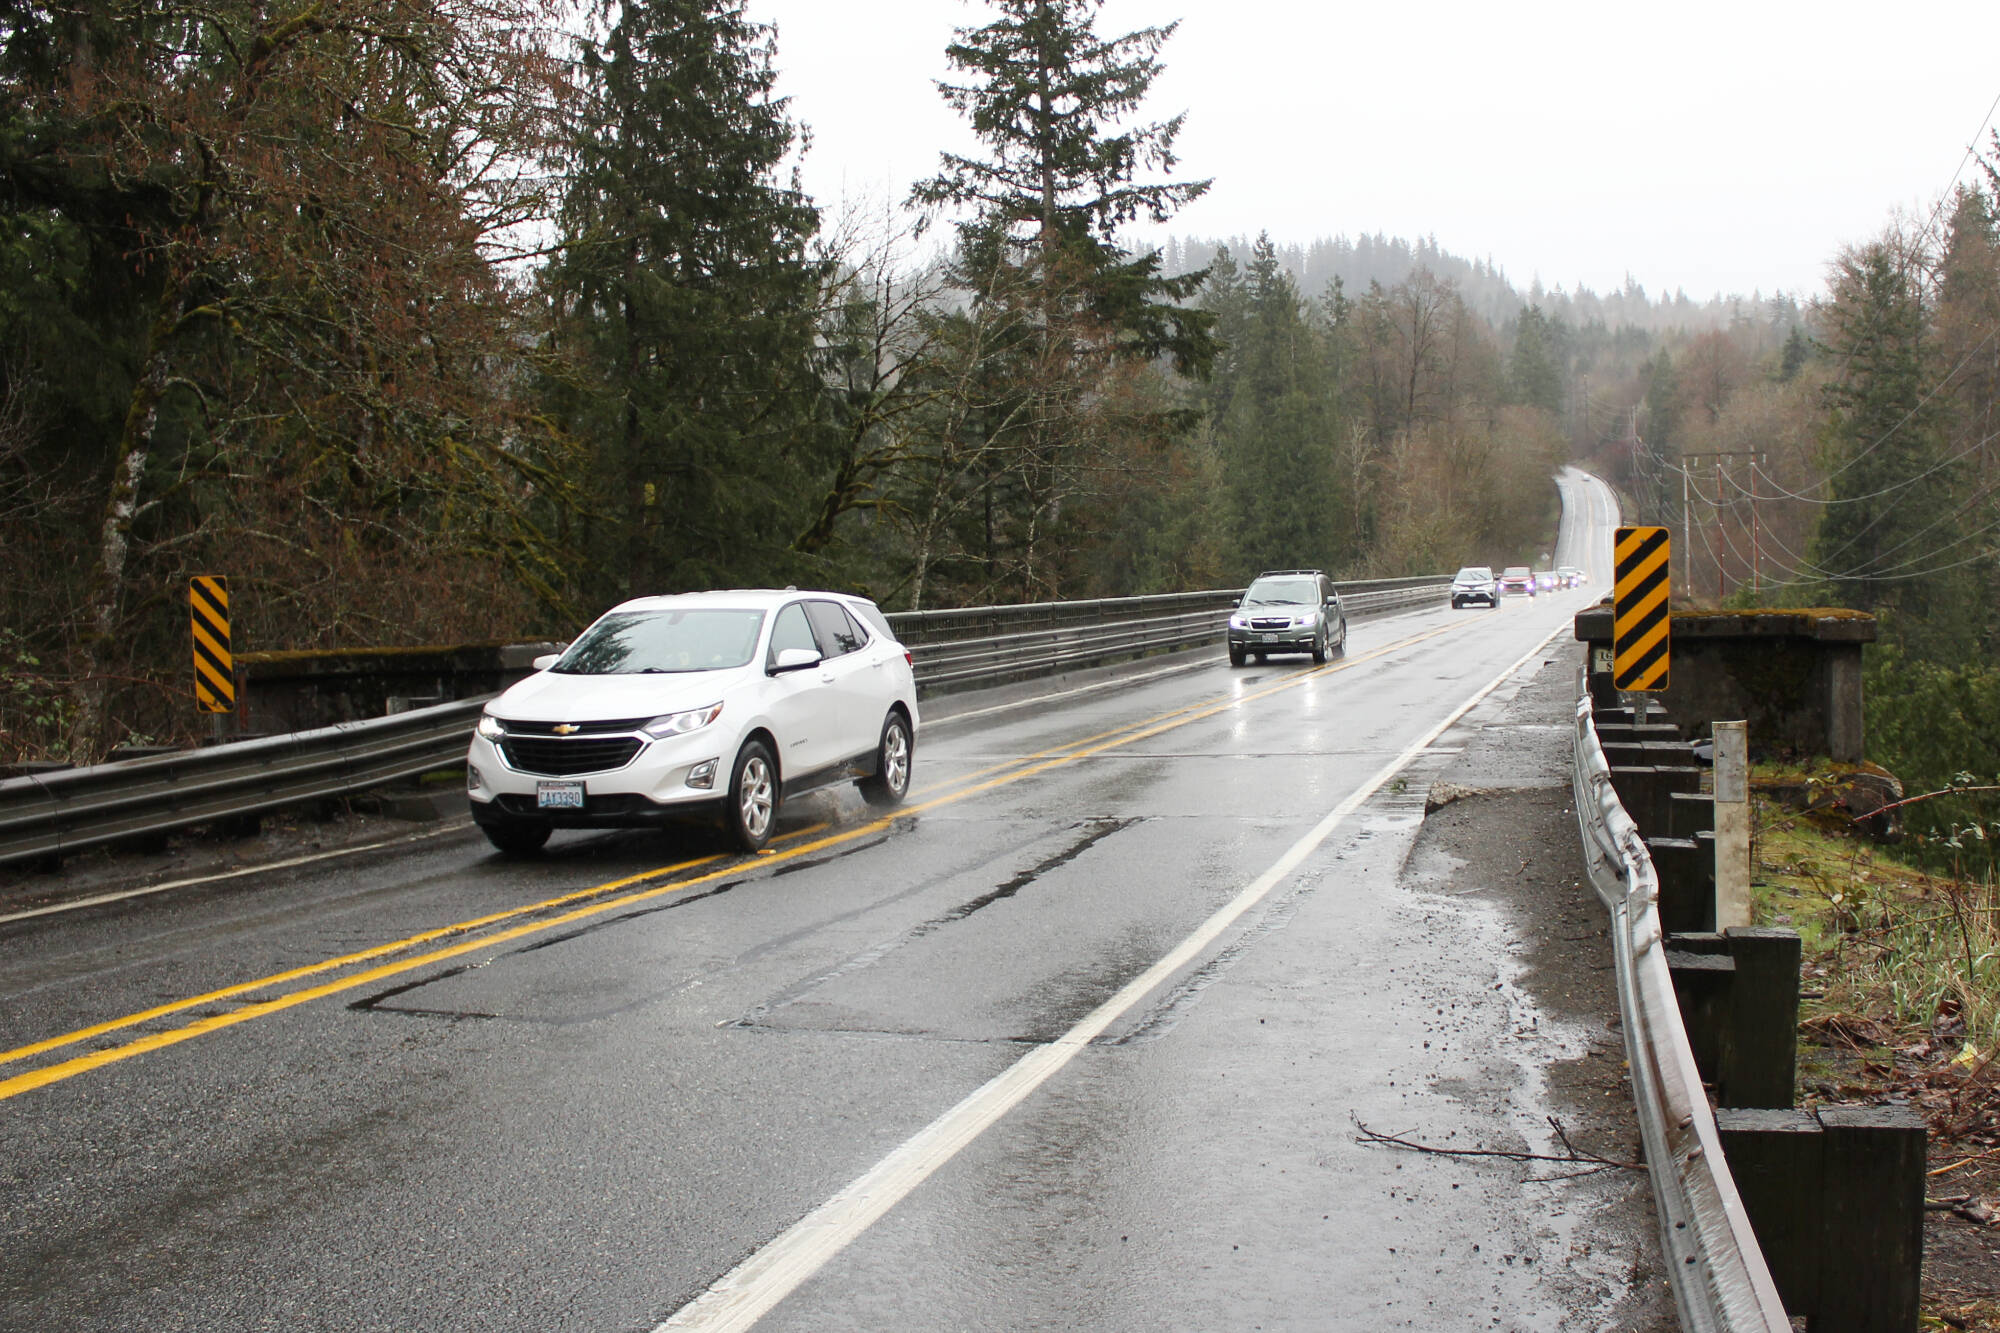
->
[1254,569,1323,578]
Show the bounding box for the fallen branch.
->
[1353,1115,1643,1175]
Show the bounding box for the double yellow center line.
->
[0,622,1465,1104]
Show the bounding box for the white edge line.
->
[0,822,471,925]
[653,621,1574,1333]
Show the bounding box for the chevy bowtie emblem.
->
[552,724,579,735]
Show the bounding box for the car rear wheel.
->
[727,740,777,851]
[858,711,913,807]
[481,817,551,856]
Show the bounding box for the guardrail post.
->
[1715,1109,1823,1318]
[1609,763,1704,838]
[1820,1105,1925,1332]
[1717,926,1800,1110]
[1667,928,1800,1108]
[1717,1105,1924,1330]
[1669,791,1714,839]
[1648,835,1717,933]
[1666,947,1733,1077]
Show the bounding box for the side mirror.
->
[531,653,561,671]
[1231,596,1242,608]
[770,646,823,674]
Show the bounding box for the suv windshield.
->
[1455,567,1492,581]
[555,608,766,674]
[1244,577,1319,607]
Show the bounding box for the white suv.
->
[468,590,919,854]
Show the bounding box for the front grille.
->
[1249,616,1294,630]
[500,735,643,776]
[502,717,651,736]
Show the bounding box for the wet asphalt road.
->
[0,514,1650,1331]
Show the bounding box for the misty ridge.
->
[1150,232,1805,334]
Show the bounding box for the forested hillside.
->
[2,0,1995,769]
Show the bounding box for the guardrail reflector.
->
[190,575,233,713]
[1613,527,1670,690]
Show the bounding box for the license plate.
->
[536,780,585,810]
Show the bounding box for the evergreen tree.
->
[546,0,825,603]
[1508,304,1563,413]
[1777,325,1809,381]
[1217,235,1337,576]
[910,0,1217,599]
[1809,242,1973,658]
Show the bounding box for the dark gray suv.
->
[1227,569,1348,666]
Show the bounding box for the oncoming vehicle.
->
[467,590,919,855]
[1450,565,1499,609]
[1556,565,1586,588]
[1497,567,1536,597]
[1227,569,1348,666]
[1534,570,1558,592]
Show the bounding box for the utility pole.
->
[1680,450,1768,603]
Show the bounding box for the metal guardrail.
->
[890,578,1448,692]
[0,579,1449,867]
[1570,683,1790,1333]
[0,701,487,869]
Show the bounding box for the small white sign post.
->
[1713,719,1751,928]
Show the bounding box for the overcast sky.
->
[743,0,2000,303]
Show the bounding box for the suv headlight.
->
[1228,614,1247,629]
[643,703,723,738]
[477,714,506,741]
[1296,610,1320,627]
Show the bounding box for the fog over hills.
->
[1153,232,1807,334]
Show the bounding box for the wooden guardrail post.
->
[1667,928,1800,1108]
[1718,1105,1925,1330]
[1650,835,1717,933]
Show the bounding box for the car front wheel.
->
[858,711,913,807]
[727,739,777,851]
[481,816,551,856]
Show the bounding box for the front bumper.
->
[466,730,729,827]
[1227,628,1319,652]
[1451,589,1498,606]
[470,790,726,830]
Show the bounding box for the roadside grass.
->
[1751,768,2000,1328]
[1753,782,2000,1063]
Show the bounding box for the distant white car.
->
[468,590,918,854]
[1450,565,1499,609]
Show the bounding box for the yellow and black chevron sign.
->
[189,575,233,714]
[1612,526,1670,691]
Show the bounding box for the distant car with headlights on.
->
[1497,567,1536,597]
[1450,566,1499,609]
[467,589,918,855]
[1227,569,1348,666]
[1557,565,1586,588]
